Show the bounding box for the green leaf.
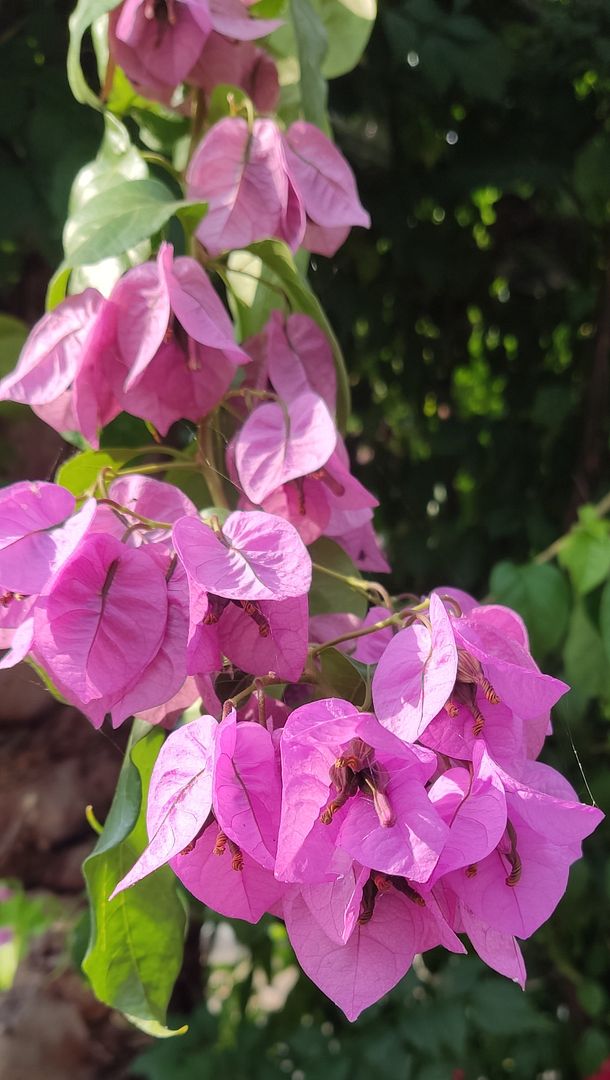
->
[309,537,367,617]
[291,0,329,131]
[207,85,253,127]
[563,603,609,701]
[225,239,350,430]
[470,978,544,1035]
[558,512,610,594]
[56,448,135,495]
[598,578,610,664]
[125,1015,189,1038]
[45,265,72,311]
[316,647,367,705]
[488,560,570,656]
[82,726,187,1026]
[312,0,376,78]
[63,177,206,268]
[573,135,610,226]
[0,314,28,376]
[67,0,121,109]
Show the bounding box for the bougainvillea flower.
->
[106,553,191,727]
[188,116,370,257]
[236,426,379,549]
[111,243,248,391]
[137,675,200,727]
[187,117,304,255]
[432,585,479,616]
[445,753,603,939]
[264,310,337,412]
[233,391,337,504]
[108,0,280,102]
[107,474,197,545]
[0,483,98,595]
[212,708,281,869]
[297,864,370,946]
[34,532,168,715]
[0,482,75,593]
[276,697,443,885]
[283,121,371,257]
[457,899,526,987]
[112,714,218,896]
[259,480,331,545]
[173,510,311,601]
[0,617,35,670]
[420,695,524,766]
[352,606,395,664]
[373,592,458,743]
[172,820,284,922]
[451,604,568,720]
[0,290,121,446]
[189,33,279,112]
[325,507,391,573]
[0,291,102,409]
[309,612,361,655]
[217,593,309,682]
[283,876,463,1021]
[426,742,508,883]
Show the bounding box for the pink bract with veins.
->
[112,713,219,896]
[187,116,370,257]
[173,509,312,601]
[108,0,281,102]
[372,591,458,742]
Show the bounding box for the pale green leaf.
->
[67,0,121,109]
[56,448,135,495]
[63,177,205,268]
[82,728,187,1026]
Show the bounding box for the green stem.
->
[535,489,610,564]
[114,461,197,478]
[311,562,380,597]
[311,613,403,656]
[198,418,229,509]
[229,670,319,710]
[97,498,173,531]
[141,152,183,187]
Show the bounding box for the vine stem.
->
[534,489,610,564]
[310,598,431,657]
[228,671,319,710]
[198,417,229,508]
[114,461,197,477]
[96,498,173,531]
[311,562,374,595]
[311,613,402,656]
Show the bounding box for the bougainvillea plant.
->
[0,0,603,1034]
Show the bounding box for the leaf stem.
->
[534,489,610,564]
[97,498,173,530]
[197,417,229,509]
[311,613,402,657]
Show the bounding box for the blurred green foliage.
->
[2,0,610,1077]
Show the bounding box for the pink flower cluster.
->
[109,0,281,108]
[0,244,248,444]
[103,590,602,1020]
[0,2,602,1026]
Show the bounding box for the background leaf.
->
[308,537,367,617]
[82,725,187,1026]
